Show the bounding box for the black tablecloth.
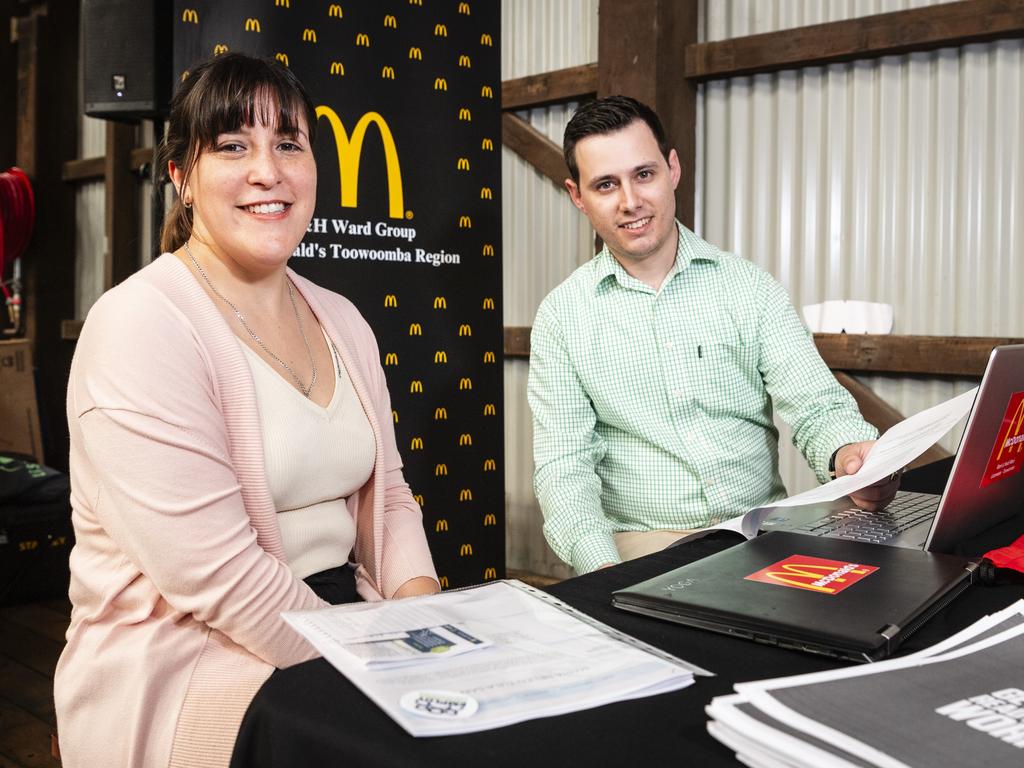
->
[231,460,1024,767]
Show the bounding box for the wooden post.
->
[598,0,699,229]
[11,3,79,470]
[104,121,139,288]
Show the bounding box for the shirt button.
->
[665,341,674,350]
[706,478,716,486]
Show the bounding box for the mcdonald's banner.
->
[745,555,878,595]
[174,1,504,588]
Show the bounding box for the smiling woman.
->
[54,53,439,768]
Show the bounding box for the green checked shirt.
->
[528,222,877,574]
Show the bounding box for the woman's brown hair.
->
[157,53,318,253]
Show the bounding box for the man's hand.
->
[834,440,901,511]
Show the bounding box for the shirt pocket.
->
[684,339,763,417]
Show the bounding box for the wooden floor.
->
[0,598,67,767]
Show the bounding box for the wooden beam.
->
[501,113,568,187]
[598,0,699,229]
[63,145,155,183]
[814,334,1023,377]
[104,121,139,288]
[502,63,597,111]
[834,372,951,469]
[12,10,40,178]
[504,326,531,359]
[505,329,1023,377]
[685,0,1024,82]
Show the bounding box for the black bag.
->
[0,454,73,604]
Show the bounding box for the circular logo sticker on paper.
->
[400,690,479,720]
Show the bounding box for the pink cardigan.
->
[55,254,438,768]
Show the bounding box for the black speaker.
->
[82,0,172,120]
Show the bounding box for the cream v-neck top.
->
[239,332,375,579]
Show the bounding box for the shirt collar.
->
[593,220,719,294]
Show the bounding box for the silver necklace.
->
[184,241,318,398]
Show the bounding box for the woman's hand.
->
[392,576,441,599]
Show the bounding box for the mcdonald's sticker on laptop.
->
[745,555,878,595]
[980,391,1024,488]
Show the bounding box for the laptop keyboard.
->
[791,491,937,543]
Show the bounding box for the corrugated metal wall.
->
[700,0,1024,496]
[501,0,598,580]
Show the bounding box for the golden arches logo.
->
[482,298,495,310]
[384,14,397,28]
[996,397,1024,461]
[181,9,199,23]
[483,458,496,471]
[459,544,473,556]
[384,352,398,366]
[459,489,473,501]
[482,244,494,256]
[480,85,493,98]
[409,47,423,60]
[410,380,423,393]
[434,407,448,420]
[435,463,448,476]
[381,66,395,79]
[328,4,343,18]
[456,157,470,171]
[414,494,424,506]
[408,322,422,336]
[459,377,473,390]
[483,351,496,363]
[302,29,317,43]
[276,53,290,67]
[435,519,448,532]
[357,33,371,46]
[481,138,494,151]
[458,107,472,121]
[439,576,449,589]
[434,78,448,91]
[392,409,398,423]
[459,2,471,15]
[330,61,344,76]
[244,18,261,32]
[458,324,472,336]
[459,434,473,447]
[213,44,229,55]
[459,216,472,229]
[483,567,497,580]
[409,0,422,5]
[483,403,496,416]
[384,294,398,307]
[746,557,877,595]
[410,437,424,450]
[275,0,290,6]
[433,296,447,309]
[480,187,493,199]
[434,23,448,36]
[480,33,493,46]
[483,514,497,527]
[458,54,472,68]
[316,107,405,219]
[434,351,447,364]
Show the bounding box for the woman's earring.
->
[183,198,192,209]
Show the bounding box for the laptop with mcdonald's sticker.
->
[612,530,977,662]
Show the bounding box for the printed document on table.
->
[283,580,703,736]
[765,386,977,509]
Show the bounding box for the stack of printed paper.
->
[706,600,1024,768]
[284,579,710,736]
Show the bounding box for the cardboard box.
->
[0,339,44,461]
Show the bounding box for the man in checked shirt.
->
[528,96,898,574]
